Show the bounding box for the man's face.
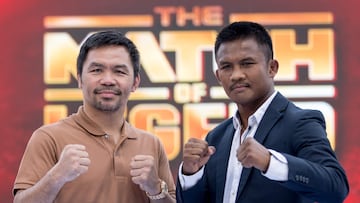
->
[215,38,278,109]
[78,45,140,112]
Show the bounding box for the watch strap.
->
[146,180,168,200]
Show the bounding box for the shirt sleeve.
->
[178,162,205,190]
[262,149,289,181]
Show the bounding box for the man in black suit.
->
[176,21,349,203]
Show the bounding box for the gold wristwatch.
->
[146,180,168,200]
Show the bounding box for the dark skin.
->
[182,38,278,175]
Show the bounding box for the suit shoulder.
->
[287,102,325,119]
[282,102,326,129]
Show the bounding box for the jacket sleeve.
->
[279,110,349,202]
[176,175,209,203]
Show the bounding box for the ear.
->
[214,69,222,85]
[268,59,279,78]
[77,74,82,88]
[131,75,141,92]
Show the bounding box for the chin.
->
[95,103,120,112]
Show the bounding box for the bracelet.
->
[146,180,168,200]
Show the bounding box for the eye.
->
[240,61,256,67]
[114,69,127,75]
[219,64,231,70]
[90,68,102,73]
[88,63,104,73]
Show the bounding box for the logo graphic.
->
[43,7,337,160]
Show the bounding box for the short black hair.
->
[214,21,273,61]
[77,30,140,78]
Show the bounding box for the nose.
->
[230,65,245,81]
[100,71,116,85]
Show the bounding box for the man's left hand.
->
[237,137,271,172]
[130,155,161,195]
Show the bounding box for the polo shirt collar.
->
[73,106,135,139]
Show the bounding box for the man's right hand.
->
[182,138,216,175]
[13,144,91,203]
[51,144,90,183]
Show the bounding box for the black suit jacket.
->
[176,93,349,203]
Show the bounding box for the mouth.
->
[94,88,121,96]
[230,83,249,92]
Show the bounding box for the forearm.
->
[14,168,66,203]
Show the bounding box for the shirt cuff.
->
[178,162,204,190]
[262,149,288,181]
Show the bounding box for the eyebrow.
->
[89,62,104,68]
[218,56,255,64]
[88,62,128,69]
[113,64,128,69]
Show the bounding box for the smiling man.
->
[13,31,176,203]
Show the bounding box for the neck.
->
[237,110,252,129]
[237,90,275,125]
[83,104,125,133]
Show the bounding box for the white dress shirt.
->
[178,91,289,203]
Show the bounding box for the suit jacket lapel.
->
[215,124,235,203]
[255,93,288,144]
[235,93,288,200]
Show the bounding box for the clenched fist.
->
[237,137,270,172]
[182,138,216,175]
[50,144,91,184]
[130,155,161,195]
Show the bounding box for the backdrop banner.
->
[1,0,359,202]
